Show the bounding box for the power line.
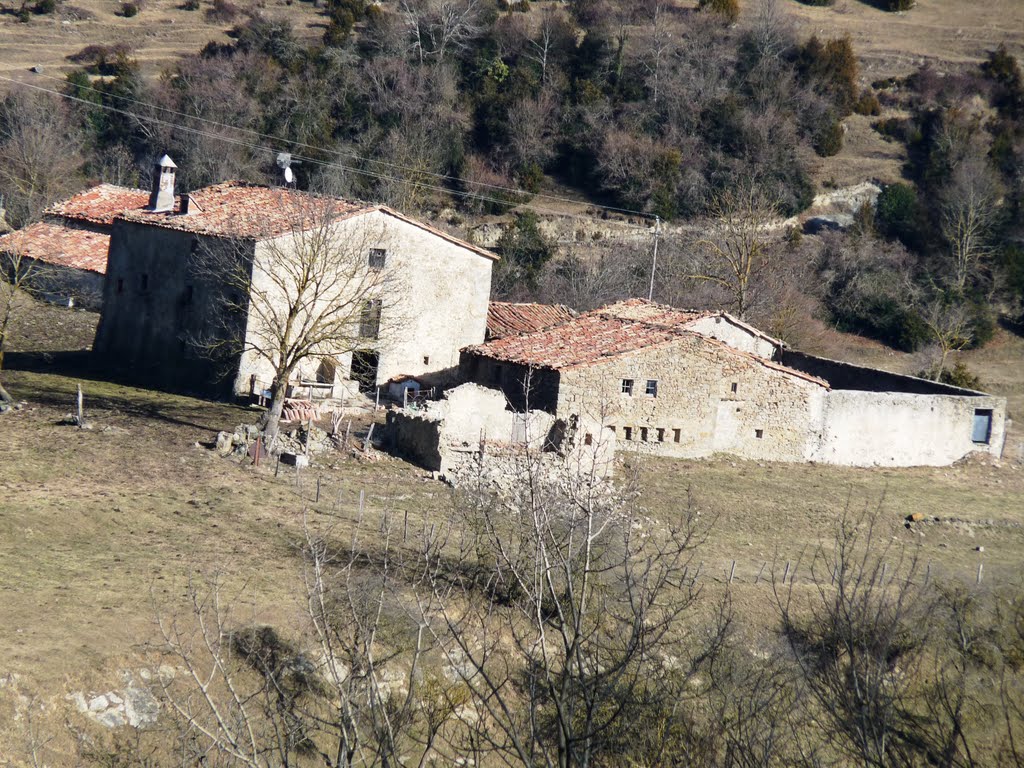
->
[9,69,656,222]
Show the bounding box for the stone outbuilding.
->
[387,383,615,481]
[460,300,1007,467]
[93,157,497,396]
[0,184,147,309]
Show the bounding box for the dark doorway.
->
[350,350,380,393]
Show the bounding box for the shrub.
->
[797,0,834,5]
[697,0,739,24]
[875,183,920,243]
[205,0,238,22]
[120,1,138,16]
[853,89,881,116]
[920,361,981,389]
[814,118,844,156]
[182,0,199,9]
[794,35,859,114]
[32,0,58,14]
[16,5,31,20]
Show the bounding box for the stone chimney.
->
[148,154,177,213]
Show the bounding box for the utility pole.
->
[648,215,661,301]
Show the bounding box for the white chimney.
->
[149,154,177,213]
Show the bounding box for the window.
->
[116,278,124,294]
[623,427,633,441]
[645,379,658,397]
[359,299,382,339]
[584,433,593,446]
[731,382,738,394]
[972,409,993,444]
[423,355,430,365]
[621,379,634,395]
[640,427,648,442]
[368,248,387,269]
[139,273,149,291]
[755,429,764,439]
[673,428,681,443]
[657,427,665,442]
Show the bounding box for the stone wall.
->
[459,353,561,413]
[556,336,827,462]
[812,389,1007,466]
[387,383,614,480]
[780,350,982,395]
[94,222,245,393]
[236,210,493,396]
[685,316,778,359]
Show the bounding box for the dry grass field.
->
[1,301,1022,761]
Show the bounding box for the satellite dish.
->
[275,152,292,170]
[284,166,295,184]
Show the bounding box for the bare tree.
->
[920,298,974,382]
[398,0,486,66]
[156,509,457,768]
[0,89,84,229]
[679,187,780,320]
[940,156,1003,292]
[417,430,727,768]
[0,247,49,408]
[192,194,404,443]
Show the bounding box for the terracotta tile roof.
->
[113,181,499,260]
[595,298,783,350]
[0,222,110,274]
[117,182,372,239]
[591,298,711,326]
[45,184,149,227]
[487,301,577,339]
[464,310,827,387]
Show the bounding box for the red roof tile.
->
[591,298,711,326]
[487,302,577,339]
[464,309,827,387]
[45,184,149,227]
[0,222,110,274]
[113,182,499,261]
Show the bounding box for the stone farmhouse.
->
[459,299,1008,467]
[93,157,497,396]
[0,184,147,308]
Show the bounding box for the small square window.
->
[731,382,738,394]
[673,428,681,443]
[369,248,387,269]
[621,379,634,395]
[423,355,430,365]
[640,427,648,442]
[140,273,149,291]
[755,429,764,439]
[657,427,665,442]
[584,433,593,446]
[645,379,658,397]
[623,426,633,441]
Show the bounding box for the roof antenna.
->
[275,152,299,187]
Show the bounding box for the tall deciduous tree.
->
[0,89,84,229]
[681,186,779,320]
[940,155,1003,291]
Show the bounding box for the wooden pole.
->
[316,475,321,503]
[729,560,736,584]
[782,561,791,585]
[755,562,766,585]
[977,562,983,586]
[76,384,84,426]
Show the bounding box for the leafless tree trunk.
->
[417,429,727,768]
[1,248,50,406]
[680,187,780,320]
[191,194,405,444]
[921,298,973,382]
[0,88,84,229]
[940,157,1002,292]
